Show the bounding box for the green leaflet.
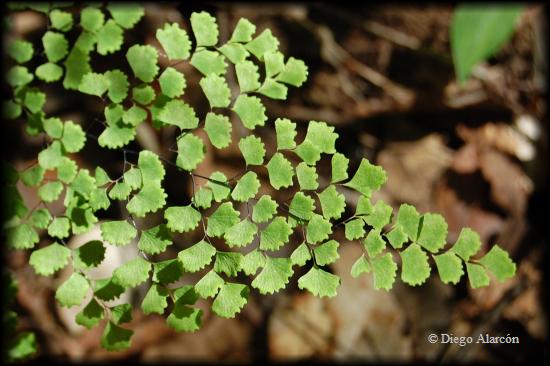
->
[81,7,104,32]
[79,72,108,97]
[290,243,312,266]
[126,44,159,82]
[266,152,294,190]
[156,23,191,60]
[42,31,68,62]
[126,184,167,217]
[207,202,240,237]
[433,252,463,285]
[289,191,315,221]
[138,225,173,255]
[159,100,198,130]
[344,158,387,197]
[233,95,267,130]
[306,214,332,244]
[231,171,260,202]
[50,9,73,32]
[167,297,202,332]
[7,224,39,250]
[298,266,340,298]
[219,43,249,64]
[207,172,231,202]
[364,200,393,231]
[363,230,385,258]
[230,18,256,43]
[252,257,293,294]
[176,133,205,171]
[29,243,71,276]
[76,298,104,329]
[371,252,397,291]
[141,284,169,315]
[224,219,257,248]
[466,262,490,289]
[400,243,431,286]
[132,85,155,105]
[246,29,279,60]
[191,11,219,47]
[302,121,338,155]
[235,61,260,92]
[111,304,132,325]
[190,49,227,76]
[178,240,216,272]
[8,39,34,63]
[195,271,224,298]
[48,216,71,238]
[165,205,201,233]
[277,57,309,87]
[159,67,186,98]
[238,135,265,166]
[97,20,123,55]
[112,257,151,288]
[260,216,292,251]
[395,204,420,241]
[350,255,371,278]
[153,259,183,285]
[204,113,232,149]
[478,245,516,281]
[101,322,133,352]
[451,228,481,260]
[200,74,230,108]
[296,162,319,191]
[317,185,345,220]
[73,240,106,269]
[242,249,266,275]
[36,62,63,82]
[100,220,137,246]
[212,283,249,318]
[417,213,448,253]
[345,219,365,241]
[55,273,90,307]
[107,4,144,29]
[331,153,349,183]
[252,195,278,223]
[214,251,243,277]
[275,118,297,150]
[314,240,340,266]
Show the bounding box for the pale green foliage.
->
[56,273,90,307]
[233,95,267,130]
[126,45,159,82]
[275,118,297,150]
[260,217,292,251]
[29,243,71,276]
[451,5,523,83]
[238,135,265,166]
[298,266,340,297]
[4,5,517,354]
[231,171,260,202]
[156,23,191,60]
[252,257,293,294]
[200,74,230,108]
[252,195,278,223]
[159,67,186,98]
[266,152,294,190]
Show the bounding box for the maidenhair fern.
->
[3,3,516,355]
